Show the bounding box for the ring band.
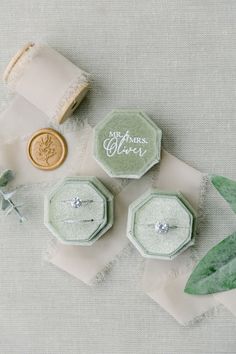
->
[61,218,101,224]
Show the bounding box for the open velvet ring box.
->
[127,190,197,260]
[44,177,114,245]
[93,110,162,179]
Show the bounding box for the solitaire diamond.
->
[70,197,82,208]
[155,222,169,234]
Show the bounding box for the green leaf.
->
[185,232,236,295]
[1,198,10,211]
[210,175,236,214]
[0,170,14,187]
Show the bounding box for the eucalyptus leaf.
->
[1,199,10,211]
[0,170,14,187]
[185,232,236,295]
[211,175,236,214]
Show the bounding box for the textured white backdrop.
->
[0,1,236,353]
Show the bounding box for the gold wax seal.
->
[27,128,67,170]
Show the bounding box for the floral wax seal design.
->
[27,128,67,170]
[44,176,114,245]
[93,110,162,179]
[127,190,197,260]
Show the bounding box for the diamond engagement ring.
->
[154,222,177,234]
[61,196,94,208]
[138,221,178,234]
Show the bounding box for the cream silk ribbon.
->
[3,43,89,126]
[0,43,235,325]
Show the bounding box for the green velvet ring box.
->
[127,190,197,260]
[93,110,162,179]
[44,176,114,245]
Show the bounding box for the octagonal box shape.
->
[44,176,114,246]
[127,190,197,260]
[93,110,162,179]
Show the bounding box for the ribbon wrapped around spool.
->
[3,42,90,125]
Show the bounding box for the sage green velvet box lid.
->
[93,110,162,179]
[127,190,197,260]
[44,176,114,246]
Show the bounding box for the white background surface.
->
[0,1,236,353]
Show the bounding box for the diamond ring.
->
[153,222,177,234]
[61,196,94,208]
[139,221,178,234]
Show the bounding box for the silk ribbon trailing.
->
[0,43,235,325]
